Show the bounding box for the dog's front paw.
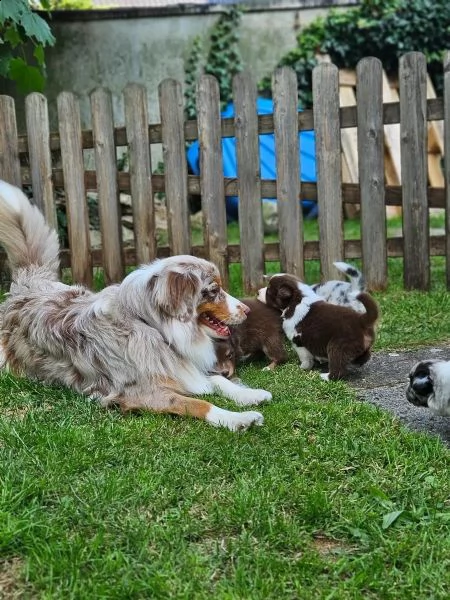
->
[235,388,272,406]
[320,372,330,381]
[207,406,264,431]
[231,410,264,431]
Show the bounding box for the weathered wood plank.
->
[25,93,57,229]
[159,79,190,255]
[272,66,304,278]
[91,87,124,283]
[0,95,21,186]
[233,71,265,294]
[196,75,229,287]
[20,166,449,209]
[0,95,20,288]
[57,92,92,287]
[123,83,156,265]
[444,51,450,288]
[399,52,429,290]
[357,57,387,290]
[312,62,344,280]
[2,234,442,272]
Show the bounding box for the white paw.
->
[261,366,271,372]
[230,410,264,431]
[235,388,272,406]
[300,362,314,370]
[206,406,264,431]
[320,372,330,381]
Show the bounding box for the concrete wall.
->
[4,1,359,132]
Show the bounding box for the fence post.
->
[272,66,304,279]
[399,52,429,290]
[196,75,229,288]
[25,93,57,230]
[312,62,344,281]
[159,79,191,256]
[356,57,387,290]
[444,52,450,289]
[233,71,265,294]
[57,92,92,287]
[123,83,156,265]
[0,95,21,289]
[91,87,124,284]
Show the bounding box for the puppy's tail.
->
[0,180,60,279]
[357,292,379,326]
[333,261,365,292]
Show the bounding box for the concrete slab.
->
[346,346,450,446]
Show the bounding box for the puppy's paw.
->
[320,372,330,381]
[300,362,314,370]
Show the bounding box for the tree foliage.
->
[0,0,55,93]
[260,0,450,107]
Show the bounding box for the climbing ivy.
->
[184,5,243,119]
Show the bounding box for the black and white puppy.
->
[312,261,366,313]
[258,274,379,381]
[406,360,450,416]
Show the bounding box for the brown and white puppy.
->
[258,274,379,381]
[212,299,287,378]
[0,180,272,432]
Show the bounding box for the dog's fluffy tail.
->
[0,180,60,278]
[333,261,365,292]
[357,292,379,326]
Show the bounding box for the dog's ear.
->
[148,270,199,321]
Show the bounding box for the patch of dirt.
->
[0,557,27,599]
[312,534,356,558]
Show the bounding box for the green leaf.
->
[0,0,28,24]
[4,26,23,49]
[33,44,45,67]
[0,50,14,77]
[382,510,404,530]
[20,11,55,47]
[8,57,45,93]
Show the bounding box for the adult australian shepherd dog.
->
[0,181,271,431]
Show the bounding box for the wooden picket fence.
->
[1,51,449,293]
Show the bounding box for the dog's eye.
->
[202,284,220,299]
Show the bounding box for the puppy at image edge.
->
[406,360,450,416]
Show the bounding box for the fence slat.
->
[399,52,429,290]
[57,92,92,287]
[357,57,387,290]
[91,87,124,284]
[272,67,304,278]
[159,79,190,256]
[312,63,344,280]
[445,51,450,288]
[0,95,21,289]
[233,72,265,294]
[25,93,57,229]
[123,83,156,265]
[196,75,229,288]
[0,96,21,186]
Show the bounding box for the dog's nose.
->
[239,302,250,315]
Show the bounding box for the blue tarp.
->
[186,97,318,221]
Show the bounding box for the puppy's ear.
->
[148,270,199,321]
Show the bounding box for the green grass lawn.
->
[1,215,449,599]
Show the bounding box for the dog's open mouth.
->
[199,312,230,338]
